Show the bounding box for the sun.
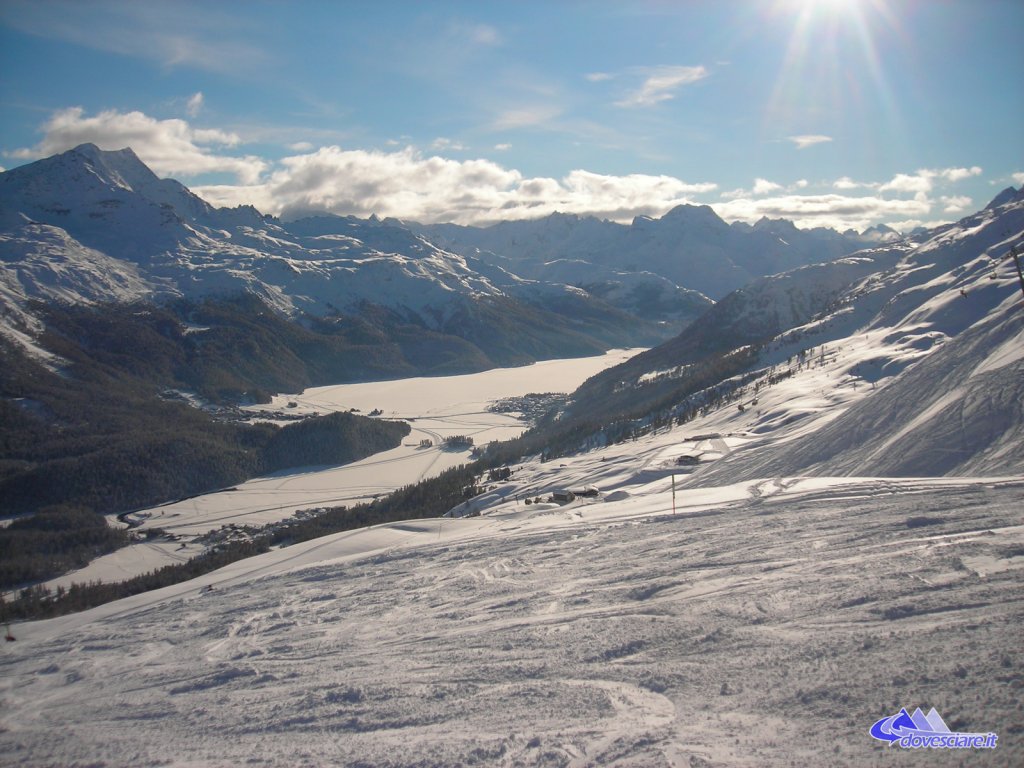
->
[763,0,906,144]
[794,0,863,13]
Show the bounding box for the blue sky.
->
[1,0,1022,231]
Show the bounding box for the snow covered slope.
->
[2,474,1020,766]
[693,188,1024,480]
[558,187,1024,480]
[0,222,156,331]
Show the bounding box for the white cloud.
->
[431,137,467,152]
[615,65,708,108]
[788,134,833,149]
[585,72,613,82]
[493,143,512,151]
[192,145,717,225]
[879,172,933,194]
[720,178,797,200]
[833,176,876,190]
[714,192,932,232]
[752,178,783,196]
[1013,171,1024,185]
[186,92,204,118]
[491,105,562,130]
[15,106,989,232]
[941,195,972,214]
[880,166,984,195]
[713,166,987,230]
[939,166,982,182]
[12,107,267,184]
[887,218,949,232]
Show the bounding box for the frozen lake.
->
[42,348,643,590]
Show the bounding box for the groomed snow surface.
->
[2,473,1021,766]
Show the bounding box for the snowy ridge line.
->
[3,145,667,359]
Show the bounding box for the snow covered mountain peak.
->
[65,142,159,190]
[985,185,1024,210]
[658,202,730,230]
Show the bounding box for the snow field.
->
[2,475,1021,766]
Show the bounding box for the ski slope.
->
[2,469,1021,766]
[4,306,1022,764]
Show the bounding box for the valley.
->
[35,348,642,592]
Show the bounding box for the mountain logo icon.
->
[870,707,997,749]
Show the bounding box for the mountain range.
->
[0,145,649,371]
[2,143,889,361]
[414,204,894,305]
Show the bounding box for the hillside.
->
[2,459,1020,766]
[521,186,1024,474]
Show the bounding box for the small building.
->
[570,485,600,498]
[676,454,701,466]
[552,490,576,504]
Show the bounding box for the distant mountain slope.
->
[0,144,666,368]
[0,222,155,331]
[789,306,1022,476]
[415,205,880,303]
[570,247,910,414]
[530,186,1024,478]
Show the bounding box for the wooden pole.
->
[1010,245,1024,301]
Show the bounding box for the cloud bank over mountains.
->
[6,106,1002,232]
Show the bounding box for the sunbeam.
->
[763,0,908,160]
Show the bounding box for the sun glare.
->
[764,0,905,146]
[792,0,862,15]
